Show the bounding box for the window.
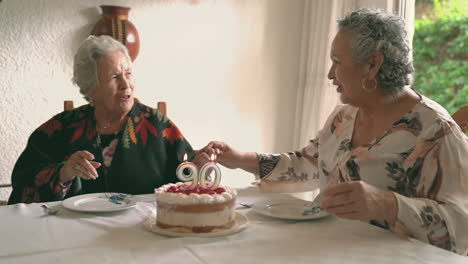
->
[413,0,467,114]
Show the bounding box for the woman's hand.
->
[197,141,259,174]
[197,141,243,169]
[320,181,397,225]
[59,151,101,184]
[192,150,212,169]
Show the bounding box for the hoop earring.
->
[362,78,377,93]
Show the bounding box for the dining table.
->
[0,186,466,264]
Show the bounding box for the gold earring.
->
[362,78,377,93]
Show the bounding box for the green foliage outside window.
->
[413,0,468,114]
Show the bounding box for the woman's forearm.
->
[384,191,398,227]
[236,152,259,175]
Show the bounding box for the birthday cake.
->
[155,182,237,233]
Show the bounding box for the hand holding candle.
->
[199,154,222,189]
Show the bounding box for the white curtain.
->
[292,0,358,150]
[291,0,359,200]
[394,0,415,53]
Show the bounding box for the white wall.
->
[0,0,305,200]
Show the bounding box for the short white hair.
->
[72,35,132,101]
[338,8,413,98]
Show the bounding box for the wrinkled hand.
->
[192,150,211,169]
[320,181,397,224]
[59,151,101,184]
[197,141,242,169]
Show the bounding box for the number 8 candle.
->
[199,154,221,189]
[176,153,199,189]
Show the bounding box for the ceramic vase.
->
[91,5,140,61]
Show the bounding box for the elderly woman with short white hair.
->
[200,9,468,255]
[9,35,203,204]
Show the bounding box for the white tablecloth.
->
[0,187,465,264]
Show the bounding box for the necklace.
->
[96,123,114,135]
[94,111,116,132]
[95,116,128,135]
[96,122,114,133]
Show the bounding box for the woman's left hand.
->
[320,181,397,225]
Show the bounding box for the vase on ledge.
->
[91,5,140,61]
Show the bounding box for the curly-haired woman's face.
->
[327,30,368,106]
[87,51,135,115]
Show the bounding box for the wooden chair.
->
[452,105,468,133]
[64,99,167,116]
[0,184,10,205]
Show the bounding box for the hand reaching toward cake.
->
[192,150,212,169]
[198,141,259,175]
[198,141,239,169]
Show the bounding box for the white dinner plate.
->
[251,198,330,220]
[62,193,136,213]
[144,212,249,237]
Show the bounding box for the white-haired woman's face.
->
[87,51,135,115]
[327,30,368,106]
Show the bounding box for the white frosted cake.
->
[155,182,237,233]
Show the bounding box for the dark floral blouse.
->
[257,95,468,255]
[8,102,194,204]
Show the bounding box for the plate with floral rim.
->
[251,198,330,220]
[63,193,136,213]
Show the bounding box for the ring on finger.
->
[74,164,81,170]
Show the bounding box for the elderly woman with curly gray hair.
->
[200,9,468,255]
[9,35,205,204]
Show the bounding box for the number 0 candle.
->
[199,154,221,189]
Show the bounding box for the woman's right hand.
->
[198,141,259,175]
[198,141,242,169]
[59,151,101,184]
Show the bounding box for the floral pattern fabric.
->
[102,138,119,167]
[258,95,468,255]
[8,101,194,204]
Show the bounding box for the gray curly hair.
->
[72,35,132,101]
[338,8,413,97]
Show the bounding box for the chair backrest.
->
[452,105,468,133]
[64,99,167,116]
[0,183,11,205]
[157,102,167,117]
[64,100,74,111]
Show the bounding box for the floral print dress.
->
[257,95,468,255]
[8,102,194,204]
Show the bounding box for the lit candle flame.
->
[183,153,187,162]
[210,153,215,161]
